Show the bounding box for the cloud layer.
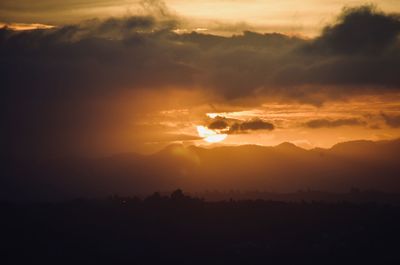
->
[207,116,274,134]
[2,5,400,101]
[305,118,365,128]
[381,113,400,128]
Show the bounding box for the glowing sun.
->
[196,126,227,143]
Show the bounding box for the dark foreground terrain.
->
[2,191,400,265]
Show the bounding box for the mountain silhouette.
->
[2,139,400,201]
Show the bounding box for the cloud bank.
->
[2,5,400,101]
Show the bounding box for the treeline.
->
[2,190,400,264]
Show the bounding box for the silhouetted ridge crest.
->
[275,142,303,151]
[331,139,375,151]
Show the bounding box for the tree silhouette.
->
[171,189,185,200]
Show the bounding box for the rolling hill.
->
[2,139,400,201]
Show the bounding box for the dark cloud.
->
[206,116,274,134]
[305,118,366,128]
[208,118,229,130]
[273,5,400,93]
[237,119,274,131]
[228,119,274,134]
[381,113,400,128]
[306,5,400,55]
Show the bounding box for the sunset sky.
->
[1,0,399,36]
[1,0,400,158]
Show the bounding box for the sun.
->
[196,126,227,143]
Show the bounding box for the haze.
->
[1,0,400,199]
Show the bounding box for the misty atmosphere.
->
[2,139,400,201]
[1,1,400,264]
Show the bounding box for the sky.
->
[1,0,400,35]
[1,0,400,158]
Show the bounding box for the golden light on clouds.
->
[142,93,400,153]
[0,22,54,30]
[1,0,399,36]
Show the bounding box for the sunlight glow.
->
[196,126,227,143]
[203,134,228,143]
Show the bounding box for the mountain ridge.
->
[2,138,400,201]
